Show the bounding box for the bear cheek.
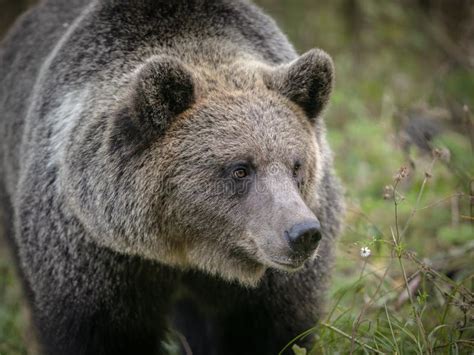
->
[183,234,267,286]
[241,216,288,263]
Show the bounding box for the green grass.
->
[0,255,27,355]
[309,151,473,354]
[259,1,474,353]
[1,1,473,354]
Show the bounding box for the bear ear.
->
[265,49,334,121]
[129,56,196,136]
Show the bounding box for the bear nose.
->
[286,220,322,256]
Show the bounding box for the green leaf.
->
[292,344,308,355]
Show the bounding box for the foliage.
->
[259,1,473,354]
[0,257,26,355]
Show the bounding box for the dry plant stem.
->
[400,158,437,239]
[392,181,432,353]
[320,322,384,354]
[393,180,401,244]
[416,192,465,211]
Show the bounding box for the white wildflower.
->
[360,247,371,258]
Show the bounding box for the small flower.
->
[360,246,371,258]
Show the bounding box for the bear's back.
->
[0,0,91,194]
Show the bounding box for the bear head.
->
[83,49,335,287]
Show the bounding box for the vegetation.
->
[259,1,473,353]
[1,0,473,354]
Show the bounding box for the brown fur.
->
[0,1,344,353]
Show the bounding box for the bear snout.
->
[285,219,322,257]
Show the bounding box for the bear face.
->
[65,49,334,287]
[157,92,322,286]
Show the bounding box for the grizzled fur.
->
[0,0,344,354]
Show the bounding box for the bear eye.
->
[292,161,301,178]
[233,167,248,179]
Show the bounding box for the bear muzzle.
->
[260,219,322,271]
[286,219,322,256]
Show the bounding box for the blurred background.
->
[1,0,473,354]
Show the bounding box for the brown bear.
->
[0,0,344,354]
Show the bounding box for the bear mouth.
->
[264,258,306,272]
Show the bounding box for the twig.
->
[400,158,437,238]
[416,192,465,211]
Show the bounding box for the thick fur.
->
[0,0,344,354]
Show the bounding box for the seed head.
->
[433,147,450,162]
[394,166,409,183]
